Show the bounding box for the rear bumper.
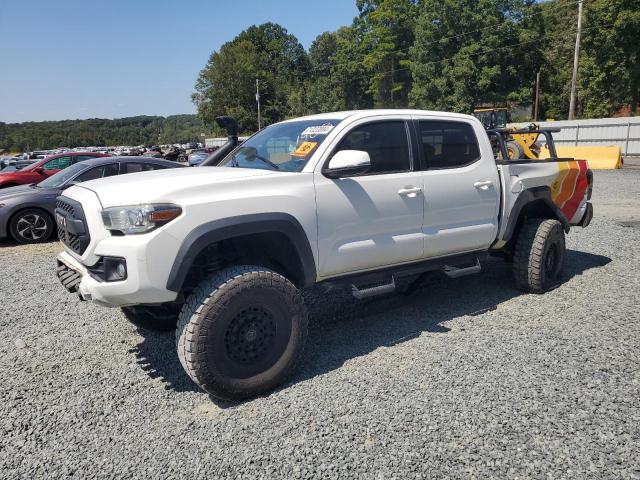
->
[578,202,593,228]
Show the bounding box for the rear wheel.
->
[176,266,308,401]
[9,208,54,244]
[513,218,565,293]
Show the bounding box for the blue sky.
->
[0,0,359,123]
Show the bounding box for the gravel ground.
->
[1,169,639,479]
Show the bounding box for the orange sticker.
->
[292,141,318,157]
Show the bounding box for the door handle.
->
[474,180,493,190]
[398,186,422,197]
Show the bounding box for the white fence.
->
[509,116,640,157]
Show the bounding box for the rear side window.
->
[335,121,410,175]
[74,164,119,182]
[418,121,480,169]
[43,156,72,170]
[122,163,168,173]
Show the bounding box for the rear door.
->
[413,117,500,257]
[314,117,425,277]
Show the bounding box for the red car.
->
[0,152,110,189]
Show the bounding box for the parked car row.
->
[0,156,183,244]
[0,152,110,189]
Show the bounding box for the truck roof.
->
[279,109,478,124]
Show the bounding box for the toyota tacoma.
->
[55,110,593,400]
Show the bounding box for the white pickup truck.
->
[55,109,593,400]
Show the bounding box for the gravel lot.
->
[1,169,639,479]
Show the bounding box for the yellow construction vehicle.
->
[473,107,623,168]
[473,107,541,160]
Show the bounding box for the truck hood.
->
[74,166,280,207]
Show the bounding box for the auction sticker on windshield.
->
[292,141,318,157]
[301,125,334,137]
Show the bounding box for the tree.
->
[355,0,418,107]
[304,28,373,113]
[192,40,262,132]
[579,0,640,117]
[0,115,205,152]
[193,23,309,131]
[409,0,543,113]
[537,0,579,119]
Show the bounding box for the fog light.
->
[116,263,126,278]
[104,257,127,282]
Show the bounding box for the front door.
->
[315,119,425,277]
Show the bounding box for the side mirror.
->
[324,150,371,179]
[34,166,45,175]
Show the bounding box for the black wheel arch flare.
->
[501,186,570,245]
[166,213,317,292]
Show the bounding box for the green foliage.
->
[305,27,373,113]
[356,0,418,107]
[193,22,308,132]
[0,115,205,152]
[190,0,636,123]
[579,0,640,117]
[409,0,544,112]
[537,0,578,119]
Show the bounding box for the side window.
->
[418,121,480,169]
[335,121,411,175]
[122,162,168,173]
[43,156,72,170]
[74,164,119,182]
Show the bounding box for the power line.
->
[302,0,580,79]
[339,21,613,86]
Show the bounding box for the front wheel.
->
[513,218,565,293]
[9,209,54,244]
[176,266,308,401]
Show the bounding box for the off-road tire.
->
[9,208,54,244]
[513,218,565,293]
[506,140,525,160]
[176,266,308,401]
[122,304,181,332]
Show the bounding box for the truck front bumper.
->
[56,250,178,308]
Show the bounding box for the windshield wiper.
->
[250,154,280,170]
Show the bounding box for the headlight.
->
[101,204,182,234]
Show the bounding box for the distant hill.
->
[0,114,206,152]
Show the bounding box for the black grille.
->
[56,261,81,292]
[55,196,90,255]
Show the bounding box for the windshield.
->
[37,162,88,188]
[218,119,342,172]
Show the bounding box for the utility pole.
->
[568,0,583,120]
[534,71,541,121]
[256,78,261,130]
